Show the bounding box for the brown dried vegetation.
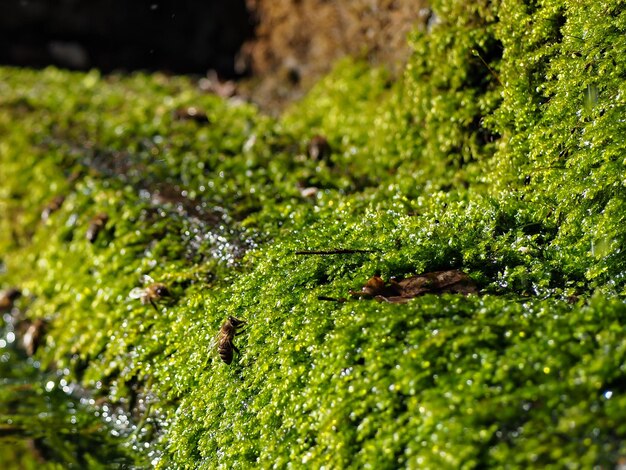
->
[350,269,478,303]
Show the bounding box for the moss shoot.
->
[2,0,626,467]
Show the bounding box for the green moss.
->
[2,0,626,467]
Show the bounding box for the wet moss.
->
[0,346,144,468]
[2,0,626,467]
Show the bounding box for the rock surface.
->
[242,0,429,110]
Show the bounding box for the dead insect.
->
[299,186,319,198]
[217,316,246,365]
[307,135,332,163]
[198,70,237,98]
[0,287,21,312]
[357,275,387,297]
[41,195,65,221]
[129,276,170,312]
[21,318,46,356]
[173,106,210,123]
[86,213,109,243]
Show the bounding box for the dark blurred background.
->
[0,0,254,76]
[0,0,429,111]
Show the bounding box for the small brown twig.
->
[295,249,377,255]
[317,296,347,303]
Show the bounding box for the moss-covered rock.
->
[2,0,626,467]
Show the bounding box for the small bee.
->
[216,316,246,365]
[0,287,21,312]
[198,70,237,98]
[129,276,170,311]
[86,213,109,243]
[307,135,332,163]
[41,195,65,221]
[173,106,210,123]
[21,318,46,356]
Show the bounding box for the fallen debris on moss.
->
[349,270,477,302]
